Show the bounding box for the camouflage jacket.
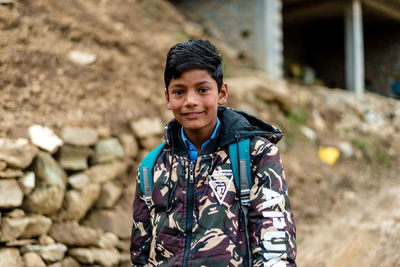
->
[130,107,296,267]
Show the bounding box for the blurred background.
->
[0,0,399,266]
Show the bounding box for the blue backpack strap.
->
[229,138,252,195]
[139,142,166,206]
[229,138,252,266]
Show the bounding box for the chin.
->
[182,123,203,130]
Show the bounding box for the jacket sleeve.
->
[130,166,152,266]
[248,137,296,267]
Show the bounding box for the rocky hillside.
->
[1,0,400,266]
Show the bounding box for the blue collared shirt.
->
[181,118,221,161]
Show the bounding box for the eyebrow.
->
[170,80,212,89]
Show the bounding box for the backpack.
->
[138,138,253,266]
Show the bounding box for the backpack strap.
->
[229,138,252,206]
[229,138,252,266]
[139,142,166,207]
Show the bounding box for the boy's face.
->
[165,69,228,138]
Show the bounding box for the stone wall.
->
[0,119,164,266]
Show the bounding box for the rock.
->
[0,161,6,170]
[183,21,204,37]
[38,234,55,245]
[160,110,174,123]
[60,183,100,221]
[24,152,67,215]
[97,232,118,249]
[393,108,400,130]
[23,185,65,215]
[5,238,35,246]
[21,215,52,238]
[119,133,139,158]
[87,206,132,239]
[85,161,128,184]
[21,244,67,263]
[61,257,81,267]
[338,141,354,158]
[137,149,150,162]
[0,248,23,267]
[117,182,135,212]
[58,145,92,171]
[29,125,63,154]
[33,152,67,189]
[130,117,163,138]
[0,5,18,30]
[70,247,120,266]
[97,181,122,208]
[92,248,120,266]
[0,217,30,242]
[69,248,94,265]
[5,208,24,218]
[18,171,35,195]
[139,136,163,150]
[235,103,257,117]
[0,167,24,178]
[97,126,112,138]
[226,76,265,99]
[300,126,317,142]
[67,173,89,190]
[116,239,130,251]
[50,221,100,246]
[68,50,97,65]
[93,138,124,164]
[23,252,46,267]
[0,179,24,208]
[61,127,99,146]
[119,253,131,267]
[0,138,38,168]
[47,263,62,267]
[312,110,327,131]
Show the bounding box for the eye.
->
[198,87,209,93]
[172,89,184,96]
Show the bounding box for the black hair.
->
[164,39,223,92]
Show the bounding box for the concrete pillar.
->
[345,0,365,94]
[255,0,283,79]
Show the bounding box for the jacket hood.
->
[163,106,283,149]
[216,107,283,146]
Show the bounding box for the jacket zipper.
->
[183,161,195,267]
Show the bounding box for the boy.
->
[130,40,296,266]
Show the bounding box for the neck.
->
[183,122,217,152]
[184,129,210,151]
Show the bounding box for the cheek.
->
[206,97,219,109]
[167,100,178,110]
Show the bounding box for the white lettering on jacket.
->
[262,188,287,266]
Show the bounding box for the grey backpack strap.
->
[229,138,252,204]
[142,167,152,207]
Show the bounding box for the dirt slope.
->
[1,0,400,266]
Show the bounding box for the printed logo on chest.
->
[209,170,233,205]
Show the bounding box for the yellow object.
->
[290,63,302,79]
[318,147,340,166]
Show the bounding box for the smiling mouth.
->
[183,112,204,118]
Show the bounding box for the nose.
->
[184,90,199,106]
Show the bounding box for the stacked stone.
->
[0,119,164,266]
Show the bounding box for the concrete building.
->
[172,0,400,97]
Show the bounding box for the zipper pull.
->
[189,162,195,183]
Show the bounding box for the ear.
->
[218,83,228,105]
[164,88,171,109]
